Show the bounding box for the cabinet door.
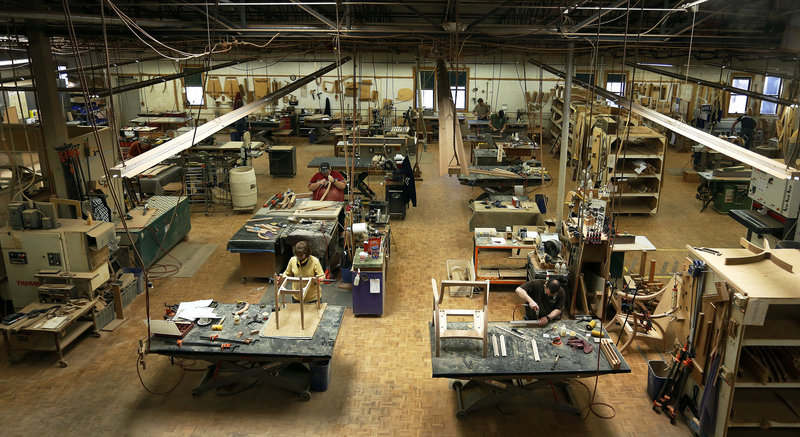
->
[352,270,383,315]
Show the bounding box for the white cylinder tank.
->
[230,166,257,208]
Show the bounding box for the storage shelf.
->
[728,388,800,427]
[743,306,800,346]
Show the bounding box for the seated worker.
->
[308,161,346,201]
[472,98,490,120]
[731,108,757,150]
[515,278,565,327]
[489,110,509,136]
[278,241,325,303]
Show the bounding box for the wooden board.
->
[254,78,269,98]
[293,200,342,219]
[259,303,327,339]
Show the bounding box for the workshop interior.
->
[1,0,800,435]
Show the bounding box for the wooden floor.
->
[0,137,742,436]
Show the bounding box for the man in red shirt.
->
[308,161,346,201]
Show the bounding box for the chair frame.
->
[432,279,490,357]
[274,275,320,330]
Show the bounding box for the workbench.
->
[468,196,543,231]
[473,234,542,285]
[116,196,191,269]
[430,319,630,417]
[0,298,101,367]
[148,303,345,399]
[458,163,550,194]
[226,212,290,283]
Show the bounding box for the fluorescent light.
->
[0,58,29,67]
[639,63,674,67]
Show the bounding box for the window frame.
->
[604,71,627,107]
[413,67,470,112]
[181,64,207,109]
[759,75,782,116]
[727,74,752,116]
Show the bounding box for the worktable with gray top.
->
[430,318,629,417]
[149,303,345,399]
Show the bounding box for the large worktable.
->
[458,162,550,194]
[149,303,345,399]
[430,319,630,417]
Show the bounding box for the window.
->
[184,68,205,107]
[416,70,435,110]
[728,76,751,114]
[415,68,469,111]
[575,72,596,87]
[760,76,782,115]
[449,70,468,110]
[57,66,68,81]
[605,73,626,107]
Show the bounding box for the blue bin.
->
[341,266,352,283]
[310,360,331,392]
[647,360,670,400]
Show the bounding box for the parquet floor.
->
[0,136,741,436]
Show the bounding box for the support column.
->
[557,43,574,227]
[27,22,69,198]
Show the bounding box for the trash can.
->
[647,360,670,400]
[310,360,331,392]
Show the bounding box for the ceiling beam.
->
[465,0,516,31]
[628,62,800,107]
[707,62,796,81]
[289,0,337,30]
[527,57,800,180]
[569,0,628,32]
[110,56,350,178]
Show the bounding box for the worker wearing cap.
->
[278,241,325,303]
[515,278,565,327]
[308,161,346,201]
[472,98,490,120]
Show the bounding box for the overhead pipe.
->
[109,56,351,178]
[0,57,257,96]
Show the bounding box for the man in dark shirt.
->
[731,109,757,149]
[515,278,566,327]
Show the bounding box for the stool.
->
[432,279,490,357]
[274,275,320,330]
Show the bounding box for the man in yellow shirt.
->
[278,241,325,302]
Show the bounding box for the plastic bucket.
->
[647,360,670,400]
[310,360,331,392]
[230,166,258,208]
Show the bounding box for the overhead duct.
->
[527,57,800,180]
[109,56,351,178]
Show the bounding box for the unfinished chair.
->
[432,279,490,357]
[274,275,320,330]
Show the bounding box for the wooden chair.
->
[432,279,490,357]
[274,275,319,330]
[607,274,681,353]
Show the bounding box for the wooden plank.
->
[259,303,326,339]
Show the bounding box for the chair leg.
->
[274,283,280,330]
[300,298,305,330]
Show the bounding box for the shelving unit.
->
[688,246,800,437]
[600,125,666,214]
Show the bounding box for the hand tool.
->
[693,247,722,256]
[176,340,239,351]
[209,334,259,345]
[491,334,499,357]
[531,339,540,361]
[495,325,525,340]
[500,335,507,356]
[211,316,226,331]
[551,354,562,370]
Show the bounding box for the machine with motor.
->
[729,168,800,246]
[0,217,115,309]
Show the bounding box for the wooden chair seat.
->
[274,275,320,330]
[432,279,490,357]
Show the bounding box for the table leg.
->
[2,330,17,364]
[54,332,67,367]
[638,250,648,277]
[452,378,581,418]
